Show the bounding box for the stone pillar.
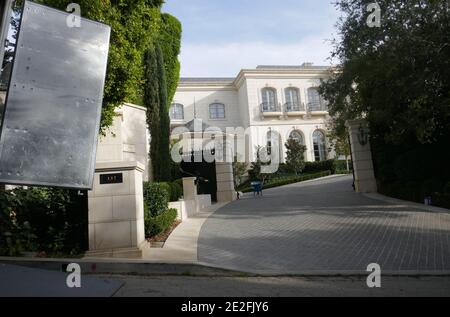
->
[86,161,146,258]
[346,119,378,193]
[182,177,197,200]
[216,162,237,202]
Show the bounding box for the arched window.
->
[170,103,184,120]
[266,130,282,159]
[289,130,304,145]
[285,88,301,111]
[307,87,321,111]
[261,88,277,111]
[209,103,225,119]
[313,130,327,162]
[266,131,273,156]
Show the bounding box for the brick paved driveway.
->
[198,176,450,274]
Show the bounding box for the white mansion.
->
[170,63,335,163]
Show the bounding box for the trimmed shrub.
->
[169,181,183,201]
[145,208,178,238]
[159,182,172,199]
[304,160,336,174]
[143,182,170,217]
[334,160,352,172]
[0,187,88,256]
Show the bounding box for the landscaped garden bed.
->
[148,219,181,248]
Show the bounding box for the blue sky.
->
[162,0,340,77]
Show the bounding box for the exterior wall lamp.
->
[357,124,369,146]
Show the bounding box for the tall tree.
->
[320,0,450,196]
[36,0,164,131]
[285,139,307,175]
[155,44,171,181]
[159,13,182,106]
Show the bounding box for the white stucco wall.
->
[172,65,334,164]
[96,103,149,181]
[173,84,242,131]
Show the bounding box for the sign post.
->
[0,1,111,189]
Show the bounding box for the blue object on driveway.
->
[251,181,263,196]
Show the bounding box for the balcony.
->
[260,102,282,117]
[284,102,306,117]
[170,114,186,127]
[307,101,328,116]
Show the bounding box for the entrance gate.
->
[181,156,218,202]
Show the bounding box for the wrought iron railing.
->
[284,102,305,112]
[260,102,281,113]
[307,101,328,112]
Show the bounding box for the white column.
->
[86,161,147,259]
[182,177,197,200]
[216,162,237,202]
[346,119,377,193]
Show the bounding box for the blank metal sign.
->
[0,1,110,189]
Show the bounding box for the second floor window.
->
[170,103,184,120]
[209,103,225,119]
[261,88,277,111]
[285,88,301,111]
[307,88,322,110]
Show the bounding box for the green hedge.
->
[169,181,183,201]
[145,208,178,238]
[304,160,336,174]
[240,171,332,193]
[150,180,183,203]
[0,187,88,256]
[143,182,169,217]
[334,160,352,172]
[379,180,450,209]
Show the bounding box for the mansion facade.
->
[170,63,335,163]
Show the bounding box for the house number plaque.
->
[100,173,123,185]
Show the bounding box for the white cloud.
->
[179,36,335,77]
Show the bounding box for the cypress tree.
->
[143,46,160,181]
[155,44,171,181]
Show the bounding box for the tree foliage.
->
[285,139,307,175]
[320,0,450,145]
[159,13,182,106]
[320,0,450,201]
[35,0,170,131]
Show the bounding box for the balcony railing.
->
[170,113,185,121]
[307,101,328,112]
[284,102,305,112]
[260,102,281,113]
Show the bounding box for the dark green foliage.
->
[144,44,172,182]
[334,160,351,172]
[143,182,169,217]
[169,181,183,202]
[156,45,172,181]
[156,181,183,202]
[239,171,332,193]
[248,146,272,182]
[170,160,182,181]
[285,139,307,175]
[145,208,178,238]
[320,0,450,207]
[159,13,182,105]
[36,0,165,131]
[0,188,88,256]
[303,160,336,175]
